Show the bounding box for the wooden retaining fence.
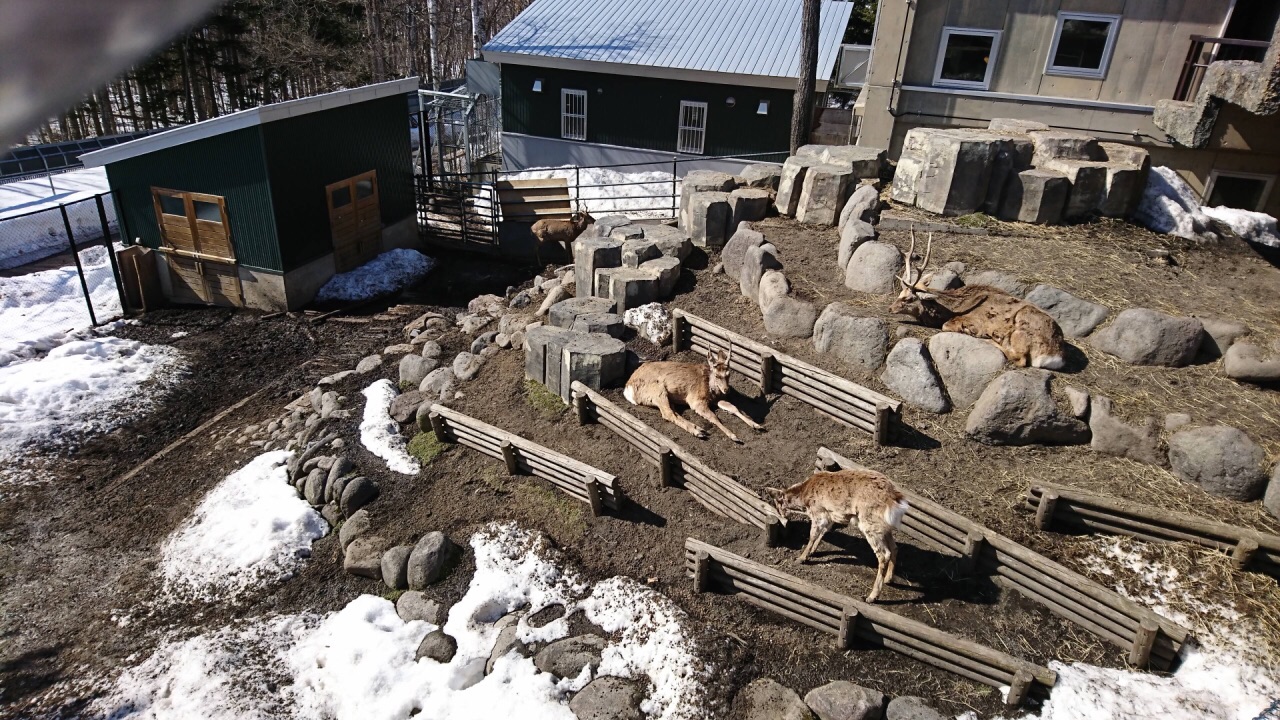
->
[816,448,1194,671]
[427,404,621,515]
[671,310,901,444]
[569,381,784,542]
[1025,481,1280,578]
[685,538,1057,706]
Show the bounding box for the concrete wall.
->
[501,133,784,175]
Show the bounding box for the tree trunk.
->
[471,0,483,58]
[426,0,439,89]
[789,0,820,154]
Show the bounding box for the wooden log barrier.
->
[818,448,1194,671]
[1025,482,1280,578]
[685,538,1056,706]
[672,309,901,444]
[570,381,783,537]
[428,404,622,512]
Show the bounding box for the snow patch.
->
[0,244,124,345]
[0,335,182,463]
[0,167,115,269]
[158,451,328,600]
[315,249,436,302]
[1202,205,1280,248]
[1134,167,1217,243]
[504,166,679,219]
[359,379,420,474]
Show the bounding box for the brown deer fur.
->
[531,211,595,267]
[766,469,909,603]
[623,348,764,443]
[889,230,1066,369]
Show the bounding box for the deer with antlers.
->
[889,230,1067,369]
[530,202,595,267]
[623,347,764,443]
[766,468,909,603]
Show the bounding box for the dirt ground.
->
[2,214,1278,719]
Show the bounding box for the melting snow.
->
[96,523,712,720]
[359,379,420,475]
[158,451,328,601]
[1202,205,1280,248]
[0,244,124,347]
[314,248,436,302]
[503,166,681,219]
[1135,166,1280,248]
[0,167,116,269]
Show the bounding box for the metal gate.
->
[418,89,501,179]
[415,174,498,249]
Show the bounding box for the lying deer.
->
[623,347,764,443]
[530,207,595,267]
[889,230,1066,369]
[766,469,909,603]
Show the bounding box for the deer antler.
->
[895,227,934,291]
[896,227,917,288]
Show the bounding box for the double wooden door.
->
[327,170,382,272]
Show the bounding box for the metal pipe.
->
[61,204,97,326]
[95,194,127,315]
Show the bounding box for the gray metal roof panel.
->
[484,0,854,83]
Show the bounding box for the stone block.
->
[621,239,661,268]
[680,191,732,249]
[523,325,577,394]
[548,296,616,329]
[893,128,1003,216]
[740,163,782,190]
[729,187,771,231]
[640,224,693,260]
[983,136,1035,214]
[762,296,817,338]
[598,267,660,313]
[722,226,766,279]
[1097,158,1149,218]
[988,118,1049,133]
[560,334,627,399]
[796,164,854,226]
[814,305,889,372]
[1029,130,1102,165]
[570,312,625,338]
[1040,158,1109,219]
[574,237,623,298]
[819,145,886,179]
[888,153,926,206]
[775,155,819,216]
[740,243,783,301]
[589,215,632,238]
[641,255,682,297]
[610,225,645,241]
[998,168,1070,224]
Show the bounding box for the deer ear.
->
[763,487,785,497]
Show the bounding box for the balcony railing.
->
[1173,35,1272,102]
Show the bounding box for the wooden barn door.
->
[151,187,243,307]
[327,170,382,272]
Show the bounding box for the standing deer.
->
[623,347,764,443]
[766,468,908,603]
[889,230,1066,369]
[530,205,595,267]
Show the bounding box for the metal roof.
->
[483,0,854,90]
[81,78,419,167]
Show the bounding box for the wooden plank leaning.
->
[1025,482,1280,577]
[569,381,783,541]
[428,404,621,511]
[684,538,1056,706]
[671,309,901,444]
[818,447,1194,671]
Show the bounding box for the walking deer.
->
[889,230,1066,369]
[530,205,595,267]
[766,469,909,603]
[623,347,764,443]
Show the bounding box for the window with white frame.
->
[561,89,587,141]
[1205,170,1275,212]
[677,101,708,154]
[933,27,1001,90]
[1046,12,1121,79]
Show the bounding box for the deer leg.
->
[862,528,892,603]
[798,516,832,563]
[653,394,708,440]
[1000,331,1031,367]
[716,400,764,431]
[690,399,741,443]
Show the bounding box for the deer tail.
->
[883,496,909,528]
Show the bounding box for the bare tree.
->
[789,0,820,154]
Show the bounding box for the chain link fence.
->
[0,192,127,349]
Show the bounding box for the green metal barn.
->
[80,78,419,311]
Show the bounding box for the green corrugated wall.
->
[501,64,793,157]
[105,127,281,271]
[260,95,414,273]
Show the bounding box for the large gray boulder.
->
[570,676,646,720]
[682,191,732,249]
[927,332,1006,409]
[419,367,457,402]
[380,545,413,590]
[814,305,889,372]
[399,355,438,388]
[845,241,904,295]
[598,266,660,313]
[407,531,458,589]
[396,590,444,624]
[452,351,485,381]
[796,164,854,226]
[549,296,616,329]
[839,183,880,229]
[1088,395,1165,466]
[533,635,606,678]
[389,390,427,423]
[486,612,531,674]
[339,508,371,549]
[416,630,457,663]
[1168,425,1268,501]
[1264,464,1280,520]
[881,338,949,414]
[729,187,772,232]
[641,255,682,297]
[741,678,814,720]
[741,164,782,190]
[965,270,1027,298]
[776,156,819,216]
[1224,342,1280,384]
[642,224,693,261]
[340,476,379,517]
[741,243,783,301]
[343,535,387,580]
[804,681,885,720]
[1091,309,1204,367]
[891,128,1002,216]
[1024,284,1109,338]
[820,145,886,178]
[1040,158,1108,219]
[964,370,1090,445]
[762,296,817,339]
[757,270,791,309]
[839,219,876,271]
[722,226,765,279]
[1196,317,1250,358]
[885,696,945,720]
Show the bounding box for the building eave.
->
[484,51,830,92]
